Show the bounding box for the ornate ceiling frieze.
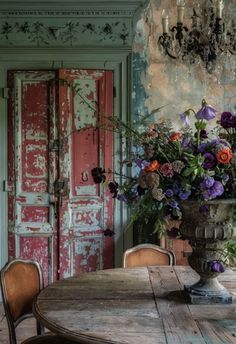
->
[0,9,135,18]
[0,19,130,46]
[0,1,145,47]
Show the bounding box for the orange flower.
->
[144,160,160,172]
[216,148,233,164]
[170,132,181,141]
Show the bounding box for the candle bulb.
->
[177,0,185,24]
[162,9,169,34]
[216,0,224,19]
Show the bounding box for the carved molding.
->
[0,19,130,46]
[0,0,146,47]
[0,1,146,18]
[0,10,135,18]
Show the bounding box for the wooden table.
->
[33,266,236,344]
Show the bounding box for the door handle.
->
[81,171,89,182]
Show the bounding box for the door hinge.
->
[3,180,14,192]
[113,86,116,98]
[54,178,69,197]
[1,88,10,99]
[50,139,60,152]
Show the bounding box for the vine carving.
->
[0,20,130,46]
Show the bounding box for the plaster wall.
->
[133,0,236,124]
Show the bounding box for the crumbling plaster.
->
[132,0,236,125]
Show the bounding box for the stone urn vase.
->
[179,199,236,304]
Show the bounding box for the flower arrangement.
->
[91,100,236,270]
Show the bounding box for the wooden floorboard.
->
[0,303,39,343]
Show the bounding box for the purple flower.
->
[210,181,224,198]
[165,189,174,197]
[169,200,179,209]
[91,167,106,184]
[200,129,208,138]
[211,138,231,148]
[179,190,191,200]
[222,174,229,183]
[198,143,209,153]
[199,205,209,216]
[203,181,224,200]
[137,185,146,196]
[108,181,119,198]
[167,227,179,238]
[203,152,217,169]
[117,194,128,202]
[196,100,216,121]
[103,228,115,237]
[220,112,236,129]
[136,159,149,170]
[210,260,225,273]
[200,176,215,189]
[173,182,181,195]
[181,137,191,148]
[179,112,190,126]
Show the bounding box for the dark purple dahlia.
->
[108,181,119,198]
[203,152,217,169]
[210,260,225,273]
[220,112,236,129]
[91,167,106,184]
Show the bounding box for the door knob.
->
[81,171,89,182]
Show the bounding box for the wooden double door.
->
[8,69,114,283]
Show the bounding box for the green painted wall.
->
[0,0,145,270]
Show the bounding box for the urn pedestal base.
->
[184,277,232,304]
[179,200,236,305]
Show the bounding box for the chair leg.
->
[9,329,17,344]
[36,320,45,335]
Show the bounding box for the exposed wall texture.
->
[133,0,236,124]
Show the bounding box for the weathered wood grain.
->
[33,266,236,344]
[197,320,236,343]
[189,304,236,320]
[149,266,206,344]
[37,268,154,301]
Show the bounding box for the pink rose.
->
[160,163,174,177]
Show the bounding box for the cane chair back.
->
[123,243,176,268]
[0,259,78,344]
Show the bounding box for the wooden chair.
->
[123,243,176,268]
[0,259,78,344]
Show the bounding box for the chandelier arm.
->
[157,2,235,73]
[158,33,180,59]
[165,49,178,59]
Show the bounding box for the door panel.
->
[58,69,114,278]
[8,69,114,282]
[8,71,58,284]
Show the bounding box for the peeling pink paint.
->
[8,69,114,283]
[21,206,49,223]
[8,71,57,285]
[58,69,114,278]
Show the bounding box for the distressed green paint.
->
[132,0,236,122]
[0,0,145,274]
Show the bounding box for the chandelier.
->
[158,0,236,73]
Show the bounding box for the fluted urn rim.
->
[180,198,236,205]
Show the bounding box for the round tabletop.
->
[33,266,236,344]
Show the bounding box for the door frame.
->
[0,47,133,274]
